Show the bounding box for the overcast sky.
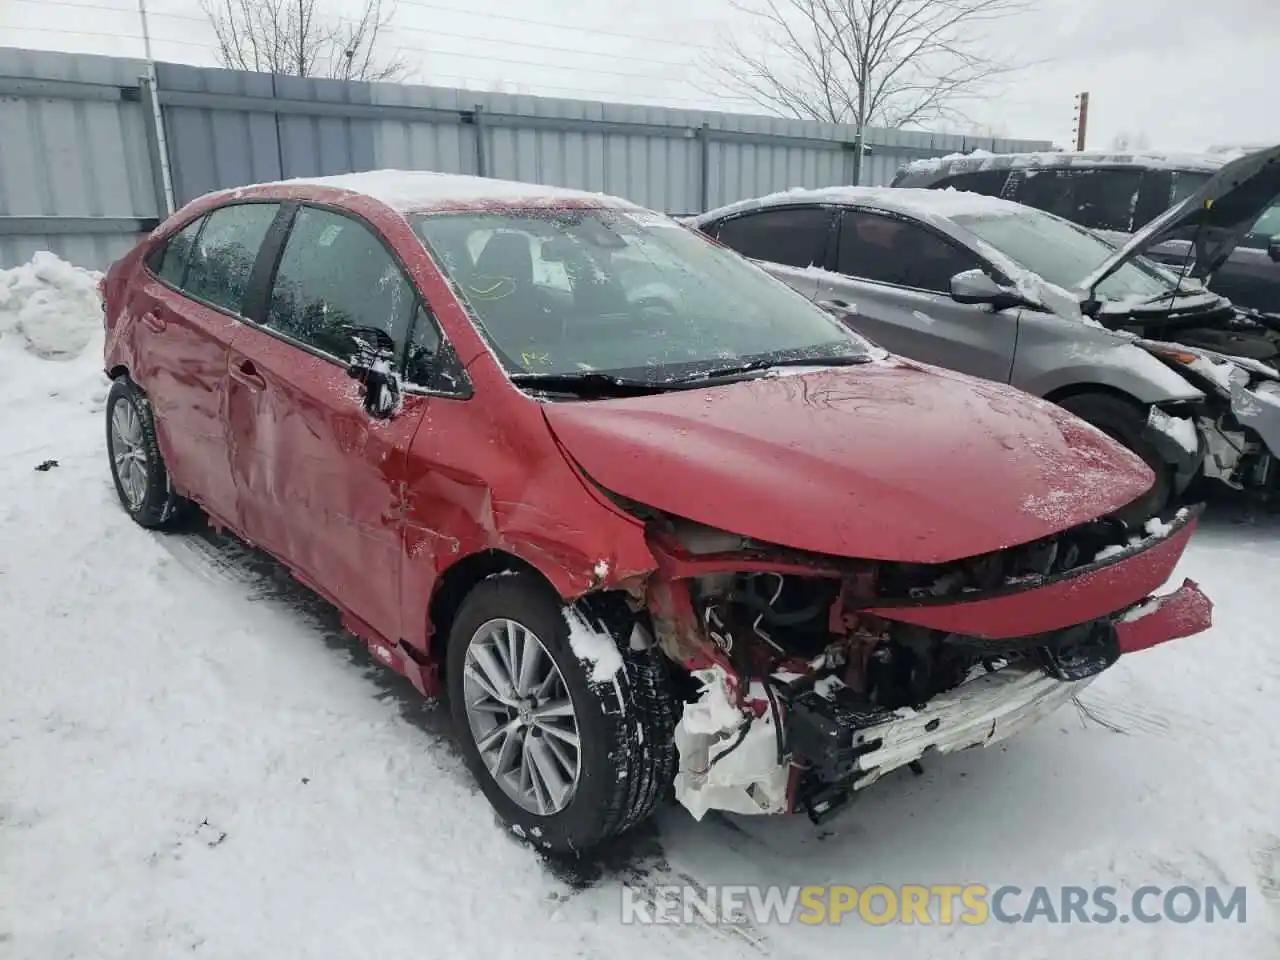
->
[4,0,1277,152]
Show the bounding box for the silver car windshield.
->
[953,209,1177,301]
[412,207,872,380]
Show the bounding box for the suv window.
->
[265,205,415,362]
[1015,168,1142,232]
[936,170,1010,196]
[151,216,205,288]
[712,207,833,268]
[837,211,986,292]
[182,203,280,315]
[1243,203,1280,250]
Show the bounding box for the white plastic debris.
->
[672,667,789,820]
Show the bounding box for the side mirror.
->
[949,269,1025,310]
[1268,238,1280,263]
[344,325,402,419]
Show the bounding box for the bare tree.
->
[201,0,410,82]
[708,0,1035,176]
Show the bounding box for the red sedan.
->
[99,170,1212,853]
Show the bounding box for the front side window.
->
[711,207,834,268]
[837,211,985,292]
[412,207,870,381]
[182,203,279,315]
[953,207,1176,301]
[265,206,415,361]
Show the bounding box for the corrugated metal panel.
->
[370,83,477,175]
[274,74,376,179]
[155,62,282,207]
[0,46,1056,270]
[0,47,156,268]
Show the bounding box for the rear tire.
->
[1056,392,1171,526]
[105,377,195,529]
[446,573,678,854]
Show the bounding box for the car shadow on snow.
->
[158,515,680,885]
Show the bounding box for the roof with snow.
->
[898,149,1228,180]
[273,169,645,213]
[692,185,1025,225]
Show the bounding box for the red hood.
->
[542,360,1155,564]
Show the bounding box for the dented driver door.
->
[225,204,427,644]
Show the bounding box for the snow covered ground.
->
[2,255,1278,959]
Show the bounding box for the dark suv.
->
[891,149,1280,316]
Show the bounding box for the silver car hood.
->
[1079,143,1280,298]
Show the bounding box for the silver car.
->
[690,146,1280,517]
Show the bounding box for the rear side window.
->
[182,203,280,315]
[712,207,833,268]
[935,170,1010,196]
[837,211,985,293]
[265,206,415,361]
[151,216,205,287]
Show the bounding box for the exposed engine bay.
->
[634,506,1208,824]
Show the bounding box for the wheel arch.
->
[426,548,561,667]
[1043,380,1150,413]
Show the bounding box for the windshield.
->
[952,208,1178,301]
[412,207,871,382]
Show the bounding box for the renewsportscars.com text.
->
[619,883,1249,926]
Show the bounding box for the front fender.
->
[1017,340,1205,406]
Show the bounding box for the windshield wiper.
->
[665,353,872,384]
[508,371,675,397]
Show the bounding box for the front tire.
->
[446,574,677,854]
[1056,392,1172,526]
[105,377,194,529]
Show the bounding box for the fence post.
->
[473,104,488,178]
[138,71,173,216]
[697,122,710,212]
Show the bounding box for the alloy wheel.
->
[109,400,149,511]
[461,618,582,816]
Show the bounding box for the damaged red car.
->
[100,170,1214,853]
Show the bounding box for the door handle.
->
[229,358,266,391]
[141,310,167,333]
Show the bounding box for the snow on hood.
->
[541,360,1156,565]
[1079,143,1280,296]
[0,252,102,360]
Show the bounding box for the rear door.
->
[702,205,837,299]
[127,201,282,526]
[225,203,430,644]
[815,208,1019,382]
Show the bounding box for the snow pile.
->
[563,606,624,682]
[1147,407,1200,457]
[0,252,103,360]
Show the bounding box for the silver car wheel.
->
[109,400,148,510]
[462,618,582,816]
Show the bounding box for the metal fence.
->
[1,45,1054,270]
